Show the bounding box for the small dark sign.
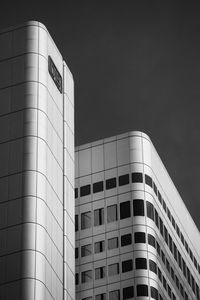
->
[48,56,62,93]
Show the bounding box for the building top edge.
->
[75,130,150,151]
[0,20,47,35]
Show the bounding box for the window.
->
[164,226,168,244]
[191,275,195,293]
[182,259,186,277]
[156,241,160,255]
[187,267,191,285]
[178,250,182,269]
[108,263,119,276]
[135,258,147,269]
[167,208,171,220]
[155,209,159,228]
[148,234,156,248]
[109,290,119,300]
[173,243,177,261]
[168,234,173,253]
[151,287,158,300]
[75,215,78,232]
[75,247,78,259]
[171,216,175,228]
[108,237,118,250]
[159,217,163,236]
[123,286,134,300]
[175,275,179,289]
[93,181,104,193]
[94,208,104,226]
[163,276,167,290]
[145,174,152,187]
[158,191,162,203]
[185,241,189,253]
[120,201,131,219]
[107,205,118,222]
[75,273,79,285]
[81,211,91,229]
[137,285,148,296]
[161,251,165,264]
[153,182,158,195]
[95,266,105,280]
[122,259,133,273]
[172,293,176,300]
[146,201,154,220]
[81,244,92,257]
[149,260,157,274]
[80,184,91,197]
[176,224,180,236]
[162,200,166,212]
[166,258,170,273]
[189,249,193,261]
[119,174,129,186]
[75,188,78,198]
[134,232,146,243]
[185,292,189,300]
[158,267,162,281]
[94,241,105,253]
[167,285,171,298]
[132,172,143,183]
[133,199,144,216]
[96,294,106,300]
[171,267,175,280]
[121,233,132,246]
[81,270,92,283]
[106,178,116,190]
[180,284,184,296]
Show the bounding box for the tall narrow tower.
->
[0,21,74,300]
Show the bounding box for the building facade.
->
[75,131,200,300]
[0,21,74,300]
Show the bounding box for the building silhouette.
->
[75,131,200,300]
[0,21,74,300]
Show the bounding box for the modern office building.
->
[75,131,200,300]
[0,21,74,300]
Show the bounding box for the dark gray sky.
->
[1,1,200,230]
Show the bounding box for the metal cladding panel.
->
[0,21,74,300]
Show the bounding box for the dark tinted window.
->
[132,172,143,183]
[178,250,182,269]
[119,174,129,186]
[161,251,165,264]
[123,286,134,300]
[148,234,156,248]
[94,241,105,253]
[81,244,92,257]
[155,209,159,228]
[135,258,147,269]
[158,267,162,281]
[153,182,157,195]
[106,178,117,190]
[164,226,168,244]
[96,294,106,300]
[145,174,152,187]
[167,285,171,298]
[122,259,133,273]
[158,191,162,203]
[176,224,180,236]
[166,259,170,272]
[146,201,154,220]
[121,233,132,246]
[163,276,167,290]
[171,216,175,228]
[75,273,79,285]
[120,201,131,219]
[95,266,105,279]
[133,199,144,216]
[80,184,91,197]
[149,260,157,274]
[134,232,146,243]
[159,217,163,236]
[75,188,78,198]
[75,247,78,259]
[81,211,91,229]
[94,208,104,226]
[168,234,173,253]
[156,241,160,255]
[75,215,78,232]
[162,199,166,211]
[82,270,92,283]
[151,287,158,300]
[171,267,175,280]
[93,181,104,193]
[137,285,148,296]
[167,208,171,220]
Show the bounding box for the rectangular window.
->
[151,287,158,300]
[149,260,157,274]
[166,258,170,273]
[171,216,175,228]
[81,270,92,283]
[122,259,133,273]
[158,267,162,281]
[163,276,167,290]
[107,204,118,222]
[175,275,179,289]
[153,182,157,195]
[81,244,92,257]
[109,290,119,300]
[171,267,175,280]
[119,174,129,186]
[148,234,156,248]
[167,285,171,298]
[154,209,159,228]
[106,178,117,190]
[145,174,152,187]
[75,273,79,285]
[121,233,132,246]
[159,217,163,236]
[162,199,166,212]
[96,294,106,300]
[157,191,162,204]
[93,181,104,193]
[75,188,78,198]
[178,250,182,269]
[168,234,173,253]
[182,259,186,277]
[187,267,191,285]
[133,199,144,216]
[146,201,154,220]
[161,251,165,264]
[164,226,168,244]
[167,208,171,220]
[94,241,105,253]
[95,266,105,280]
[120,201,131,219]
[173,243,177,261]
[94,208,104,226]
[156,241,160,255]
[123,286,134,300]
[185,241,189,253]
[135,257,147,269]
[108,263,119,276]
[132,172,143,183]
[176,224,180,236]
[75,247,78,259]
[134,232,146,243]
[137,285,148,296]
[81,211,91,229]
[80,184,91,197]
[75,215,78,232]
[108,237,118,250]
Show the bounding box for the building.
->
[0,21,74,300]
[75,131,200,300]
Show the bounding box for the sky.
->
[0,1,200,231]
